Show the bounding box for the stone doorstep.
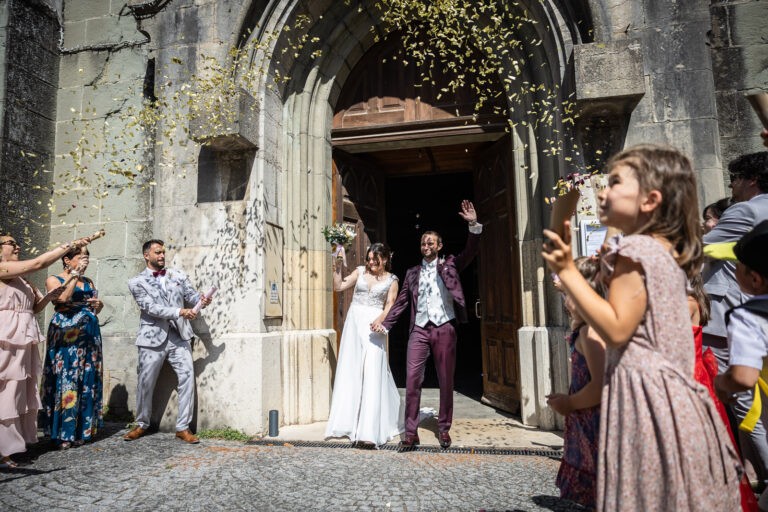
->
[258,389,564,449]
[258,417,564,450]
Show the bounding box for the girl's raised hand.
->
[542,220,575,275]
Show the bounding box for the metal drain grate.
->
[246,439,562,457]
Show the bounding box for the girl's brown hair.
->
[688,273,710,326]
[605,144,702,278]
[574,256,604,296]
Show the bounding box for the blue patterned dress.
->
[41,276,103,443]
[556,327,600,510]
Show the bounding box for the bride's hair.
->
[366,243,392,272]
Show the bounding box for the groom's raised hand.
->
[458,200,477,223]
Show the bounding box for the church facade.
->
[0,0,766,433]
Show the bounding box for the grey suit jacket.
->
[128,268,202,347]
[702,193,768,338]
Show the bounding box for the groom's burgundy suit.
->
[382,230,480,436]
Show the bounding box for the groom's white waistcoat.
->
[128,268,201,347]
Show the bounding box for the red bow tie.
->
[152,269,166,278]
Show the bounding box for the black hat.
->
[734,220,768,277]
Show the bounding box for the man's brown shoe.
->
[175,429,199,444]
[123,426,147,441]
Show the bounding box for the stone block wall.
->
[0,0,59,262]
[618,0,726,205]
[6,0,763,434]
[32,0,338,435]
[710,0,768,170]
[52,1,152,416]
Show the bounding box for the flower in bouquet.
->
[323,223,356,266]
[322,223,356,247]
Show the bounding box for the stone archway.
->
[243,0,596,428]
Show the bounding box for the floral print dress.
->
[556,327,600,509]
[41,276,103,443]
[555,326,600,510]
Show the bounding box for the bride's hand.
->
[370,320,386,333]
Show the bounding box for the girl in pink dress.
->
[543,144,742,511]
[0,234,89,468]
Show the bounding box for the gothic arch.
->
[240,0,598,426]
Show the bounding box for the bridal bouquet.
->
[322,223,356,266]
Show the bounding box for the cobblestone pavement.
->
[0,424,582,512]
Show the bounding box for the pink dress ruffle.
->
[0,277,44,457]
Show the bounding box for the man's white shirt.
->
[728,294,768,369]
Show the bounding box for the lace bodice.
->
[351,266,397,309]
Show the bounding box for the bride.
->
[325,243,403,446]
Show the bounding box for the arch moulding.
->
[245,0,595,428]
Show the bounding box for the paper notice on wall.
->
[578,219,607,258]
[264,223,283,318]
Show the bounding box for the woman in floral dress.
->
[42,247,104,449]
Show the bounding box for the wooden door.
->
[332,150,386,346]
[474,136,522,413]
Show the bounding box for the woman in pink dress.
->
[0,234,89,468]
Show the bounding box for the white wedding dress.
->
[325,267,404,446]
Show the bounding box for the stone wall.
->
[710,0,768,170]
[607,0,727,205]
[30,0,339,435]
[52,0,152,417]
[5,0,764,434]
[0,0,59,262]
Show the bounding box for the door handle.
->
[475,300,482,319]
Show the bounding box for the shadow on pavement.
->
[531,495,588,511]
[4,422,126,468]
[0,466,65,484]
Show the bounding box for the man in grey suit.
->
[124,239,211,443]
[703,151,768,486]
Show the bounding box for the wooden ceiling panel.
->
[356,141,495,176]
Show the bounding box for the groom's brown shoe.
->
[398,435,420,451]
[439,432,451,449]
[175,429,200,444]
[123,426,147,441]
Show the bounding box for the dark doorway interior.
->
[385,171,483,399]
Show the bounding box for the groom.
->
[124,239,211,443]
[372,200,482,449]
